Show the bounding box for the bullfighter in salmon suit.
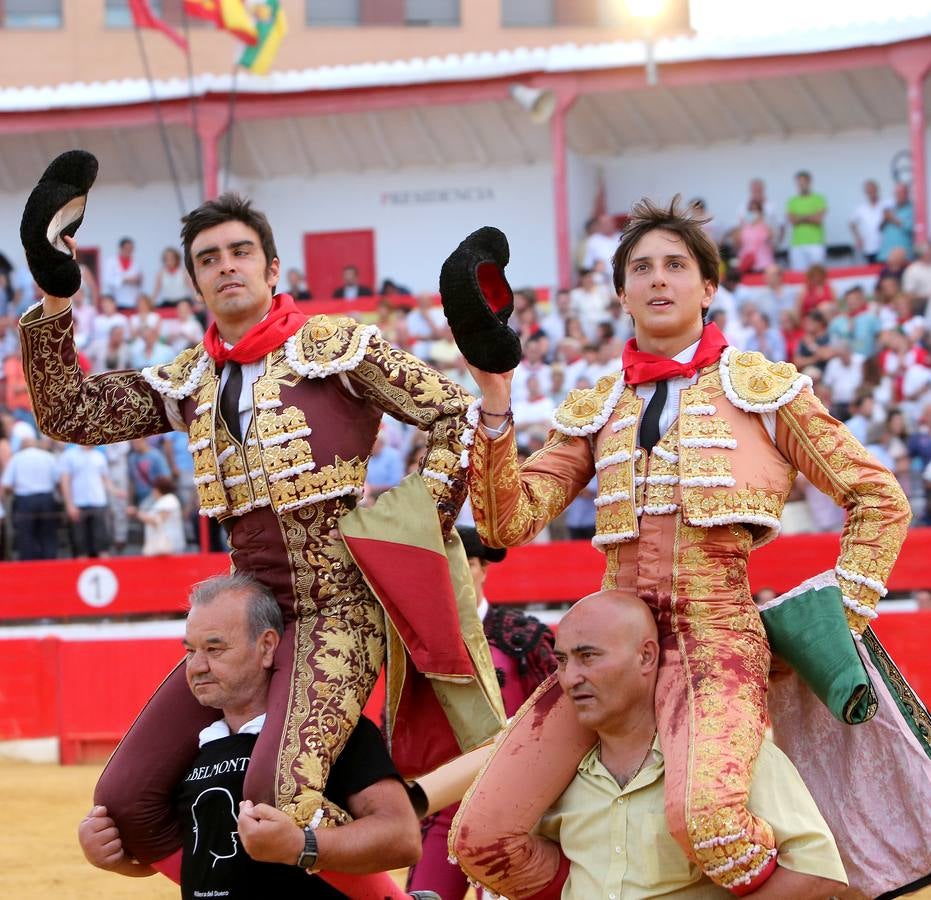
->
[440,200,931,898]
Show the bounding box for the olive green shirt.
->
[537,737,847,899]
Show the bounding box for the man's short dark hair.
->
[180,193,278,284]
[189,573,284,640]
[795,170,812,181]
[611,196,720,294]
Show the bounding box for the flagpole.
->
[181,9,204,204]
[133,21,186,218]
[222,63,240,194]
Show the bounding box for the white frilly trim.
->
[277,484,363,513]
[851,629,863,641]
[594,450,632,471]
[652,446,679,463]
[216,445,236,465]
[835,565,888,597]
[260,426,313,448]
[756,569,837,613]
[719,346,812,413]
[460,398,482,470]
[695,828,745,850]
[253,496,271,508]
[198,503,227,518]
[643,503,679,515]
[594,491,630,506]
[680,437,738,449]
[646,474,679,485]
[634,475,646,486]
[268,461,317,483]
[309,808,325,830]
[679,475,736,488]
[194,401,212,416]
[193,473,216,486]
[710,846,776,883]
[246,438,258,447]
[683,404,716,416]
[223,474,247,487]
[283,323,378,379]
[188,438,210,453]
[552,377,626,437]
[842,595,879,619]
[611,414,638,433]
[592,529,636,548]
[141,352,210,400]
[686,512,781,532]
[423,468,451,485]
[256,399,282,410]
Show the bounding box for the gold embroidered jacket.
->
[469,349,911,633]
[20,304,473,535]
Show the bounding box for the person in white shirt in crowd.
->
[513,374,555,438]
[70,285,97,352]
[539,289,573,345]
[333,264,373,299]
[91,323,132,374]
[581,213,621,272]
[130,326,175,370]
[89,293,127,351]
[1,434,60,560]
[104,440,132,554]
[849,179,886,264]
[151,247,194,308]
[510,332,552,405]
[570,268,613,341]
[363,427,405,502]
[742,305,787,361]
[553,337,589,395]
[583,332,624,384]
[903,243,931,311]
[164,298,205,354]
[750,263,800,325]
[102,237,144,311]
[127,293,161,341]
[406,292,450,361]
[132,474,186,556]
[822,340,865,421]
[712,266,740,325]
[58,443,116,558]
[844,392,876,444]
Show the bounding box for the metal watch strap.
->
[296,825,318,869]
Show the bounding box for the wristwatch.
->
[296,825,318,870]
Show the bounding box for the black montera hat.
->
[457,526,507,563]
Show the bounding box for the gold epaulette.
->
[718,347,812,414]
[552,374,625,436]
[284,315,380,380]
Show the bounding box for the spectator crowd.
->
[1,171,931,561]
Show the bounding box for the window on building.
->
[307,0,459,26]
[1,0,62,28]
[105,0,206,28]
[501,0,602,26]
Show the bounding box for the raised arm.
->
[20,302,173,444]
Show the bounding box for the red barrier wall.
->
[4,530,931,622]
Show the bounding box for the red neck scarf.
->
[622,323,729,386]
[203,293,308,365]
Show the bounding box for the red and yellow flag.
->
[183,0,258,44]
[129,0,188,51]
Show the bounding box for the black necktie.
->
[639,379,668,454]
[220,361,243,444]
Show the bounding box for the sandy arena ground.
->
[0,758,419,899]
[4,757,928,899]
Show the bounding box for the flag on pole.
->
[129,0,188,51]
[238,1,287,75]
[183,0,259,44]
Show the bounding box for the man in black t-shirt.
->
[79,574,429,899]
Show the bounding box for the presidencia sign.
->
[380,186,495,205]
